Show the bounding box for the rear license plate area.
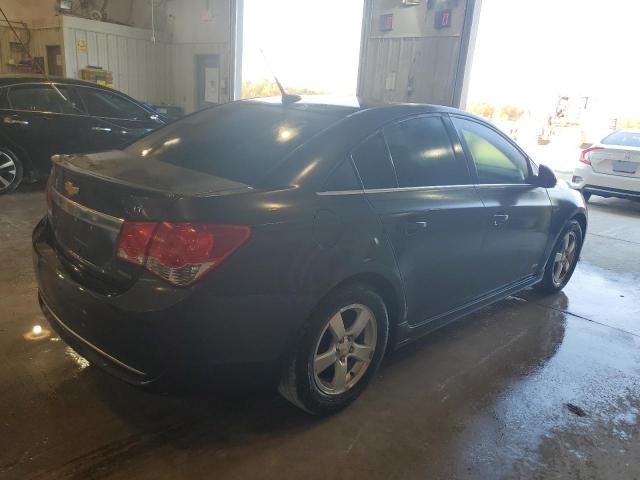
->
[612,160,637,174]
[51,206,117,267]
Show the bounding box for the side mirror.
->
[533,164,557,188]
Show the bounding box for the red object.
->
[117,222,250,286]
[379,13,393,32]
[435,9,452,29]
[579,146,602,165]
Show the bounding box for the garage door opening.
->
[465,0,640,172]
[239,0,365,99]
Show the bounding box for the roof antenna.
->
[260,48,301,105]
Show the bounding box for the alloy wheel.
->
[552,231,577,287]
[313,304,377,395]
[0,152,17,192]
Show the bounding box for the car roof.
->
[244,95,470,120]
[615,128,640,134]
[0,74,116,90]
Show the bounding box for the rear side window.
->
[453,117,529,184]
[384,116,470,187]
[126,102,342,185]
[351,132,397,189]
[324,160,361,191]
[8,85,76,114]
[602,131,640,148]
[78,87,148,120]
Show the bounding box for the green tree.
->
[241,79,324,99]
[468,101,496,119]
[499,104,525,122]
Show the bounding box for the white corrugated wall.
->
[61,16,171,105]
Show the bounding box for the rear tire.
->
[278,284,389,415]
[535,220,583,294]
[0,148,23,195]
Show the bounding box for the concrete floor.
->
[2,186,640,480]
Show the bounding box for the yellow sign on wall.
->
[76,39,87,53]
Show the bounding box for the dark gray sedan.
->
[33,96,587,415]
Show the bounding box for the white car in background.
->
[570,129,640,202]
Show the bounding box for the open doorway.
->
[465,0,640,173]
[46,45,63,77]
[239,0,365,99]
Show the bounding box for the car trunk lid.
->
[48,152,253,290]
[589,145,640,178]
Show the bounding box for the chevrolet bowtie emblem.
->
[64,180,79,197]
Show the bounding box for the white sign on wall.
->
[204,67,220,103]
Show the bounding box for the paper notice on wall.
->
[205,67,220,103]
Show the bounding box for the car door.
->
[352,115,487,325]
[76,86,160,152]
[0,83,88,178]
[450,115,552,292]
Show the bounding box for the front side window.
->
[384,116,470,187]
[351,132,397,189]
[8,84,77,114]
[453,117,529,184]
[53,85,85,114]
[78,88,148,120]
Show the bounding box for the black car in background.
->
[0,76,165,194]
[33,97,587,415]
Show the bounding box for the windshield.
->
[125,101,342,185]
[601,131,640,148]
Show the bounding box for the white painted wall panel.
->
[86,30,98,66]
[107,34,119,88]
[96,32,108,68]
[61,16,170,104]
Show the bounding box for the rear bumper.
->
[40,294,154,385]
[32,217,314,387]
[570,164,640,199]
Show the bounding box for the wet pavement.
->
[2,188,640,480]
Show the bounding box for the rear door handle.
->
[493,214,510,226]
[3,115,29,125]
[91,126,112,132]
[405,221,428,235]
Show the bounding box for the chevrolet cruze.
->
[33,97,587,414]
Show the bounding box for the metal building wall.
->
[61,16,171,105]
[0,17,62,75]
[358,0,480,107]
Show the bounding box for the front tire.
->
[279,284,389,415]
[0,148,23,195]
[535,220,583,294]
[582,190,591,202]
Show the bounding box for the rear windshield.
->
[601,131,640,148]
[125,102,341,185]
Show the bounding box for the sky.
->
[467,0,640,117]
[242,0,364,94]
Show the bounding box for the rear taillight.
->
[117,221,250,287]
[579,146,602,165]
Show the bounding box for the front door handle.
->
[91,126,112,132]
[3,115,29,125]
[405,221,428,235]
[493,214,510,226]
